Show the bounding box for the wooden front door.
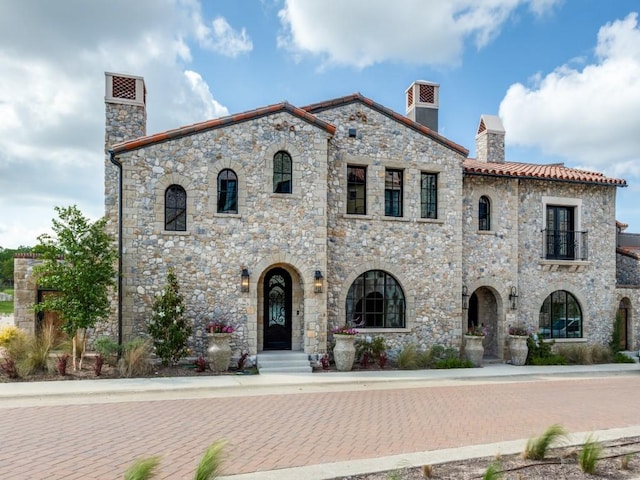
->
[263,268,292,350]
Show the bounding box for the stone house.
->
[13,73,640,365]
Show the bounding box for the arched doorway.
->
[618,298,632,351]
[468,287,499,357]
[263,268,292,350]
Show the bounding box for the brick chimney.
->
[475,115,505,163]
[405,80,439,132]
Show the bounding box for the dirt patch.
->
[333,437,640,479]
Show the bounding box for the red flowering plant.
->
[208,320,235,334]
[331,325,358,335]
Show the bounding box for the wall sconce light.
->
[462,286,469,310]
[241,268,250,293]
[509,286,518,310]
[314,270,324,293]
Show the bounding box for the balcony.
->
[542,229,588,261]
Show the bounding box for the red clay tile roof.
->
[302,93,469,157]
[617,220,629,230]
[617,246,640,260]
[111,102,337,154]
[464,159,627,187]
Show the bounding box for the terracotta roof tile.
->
[617,246,640,260]
[617,220,629,230]
[302,93,469,157]
[111,102,336,154]
[463,159,627,187]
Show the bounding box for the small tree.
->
[148,269,191,366]
[609,312,622,354]
[33,206,117,370]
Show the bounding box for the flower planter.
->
[464,335,484,367]
[333,334,356,371]
[207,333,232,373]
[509,335,529,366]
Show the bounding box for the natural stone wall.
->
[314,103,465,354]
[475,131,504,164]
[109,112,330,356]
[517,181,618,345]
[615,287,640,351]
[617,251,640,286]
[12,255,39,335]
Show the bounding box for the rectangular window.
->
[420,172,437,219]
[347,166,366,214]
[546,206,575,259]
[385,169,403,217]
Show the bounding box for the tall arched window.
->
[346,270,405,328]
[273,151,292,193]
[479,195,491,231]
[165,185,186,231]
[217,169,238,213]
[539,290,582,339]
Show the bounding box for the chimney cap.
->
[476,115,504,136]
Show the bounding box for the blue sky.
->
[1,0,639,248]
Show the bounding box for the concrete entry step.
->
[257,351,312,373]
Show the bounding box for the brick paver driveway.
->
[0,373,638,479]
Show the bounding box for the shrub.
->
[118,339,153,377]
[591,344,613,363]
[0,325,25,347]
[434,357,474,369]
[523,424,567,460]
[194,356,207,372]
[530,355,566,366]
[147,269,191,366]
[614,352,635,363]
[94,355,105,376]
[578,434,601,474]
[93,336,120,366]
[56,353,70,376]
[18,321,58,376]
[609,312,622,354]
[482,461,502,480]
[194,440,226,480]
[397,343,419,370]
[526,334,555,365]
[355,336,387,368]
[124,456,161,480]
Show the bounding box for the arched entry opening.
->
[257,264,305,352]
[467,287,499,357]
[618,298,632,351]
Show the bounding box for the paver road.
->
[0,374,638,479]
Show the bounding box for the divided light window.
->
[165,185,187,231]
[546,206,575,259]
[384,169,403,217]
[420,172,437,219]
[217,169,238,214]
[479,196,491,231]
[347,166,366,214]
[273,151,292,194]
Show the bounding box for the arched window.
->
[539,290,582,339]
[479,196,491,231]
[165,185,186,231]
[273,151,292,193]
[346,270,405,328]
[217,169,238,213]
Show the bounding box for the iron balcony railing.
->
[542,229,588,261]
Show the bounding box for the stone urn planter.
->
[464,335,485,367]
[509,335,529,366]
[207,333,232,373]
[333,334,356,371]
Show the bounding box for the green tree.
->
[33,206,117,370]
[148,268,191,366]
[0,245,31,287]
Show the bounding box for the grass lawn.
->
[0,288,14,314]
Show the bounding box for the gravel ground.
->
[333,437,640,479]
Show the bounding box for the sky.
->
[1,0,639,248]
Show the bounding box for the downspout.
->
[108,150,123,350]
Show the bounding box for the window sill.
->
[270,193,301,200]
[213,213,241,219]
[161,230,191,236]
[541,337,585,343]
[417,218,444,225]
[539,259,590,272]
[355,328,410,334]
[343,213,373,220]
[477,230,494,235]
[381,216,409,222]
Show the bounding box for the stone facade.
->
[12,74,640,360]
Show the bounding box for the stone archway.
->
[468,287,499,357]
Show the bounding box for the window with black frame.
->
[384,169,403,217]
[217,169,238,214]
[345,270,405,328]
[273,151,292,193]
[545,205,575,259]
[347,165,366,214]
[479,195,491,230]
[421,172,437,219]
[165,185,186,231]
[538,290,582,339]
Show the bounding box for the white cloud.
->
[277,0,561,68]
[499,12,640,177]
[0,0,230,248]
